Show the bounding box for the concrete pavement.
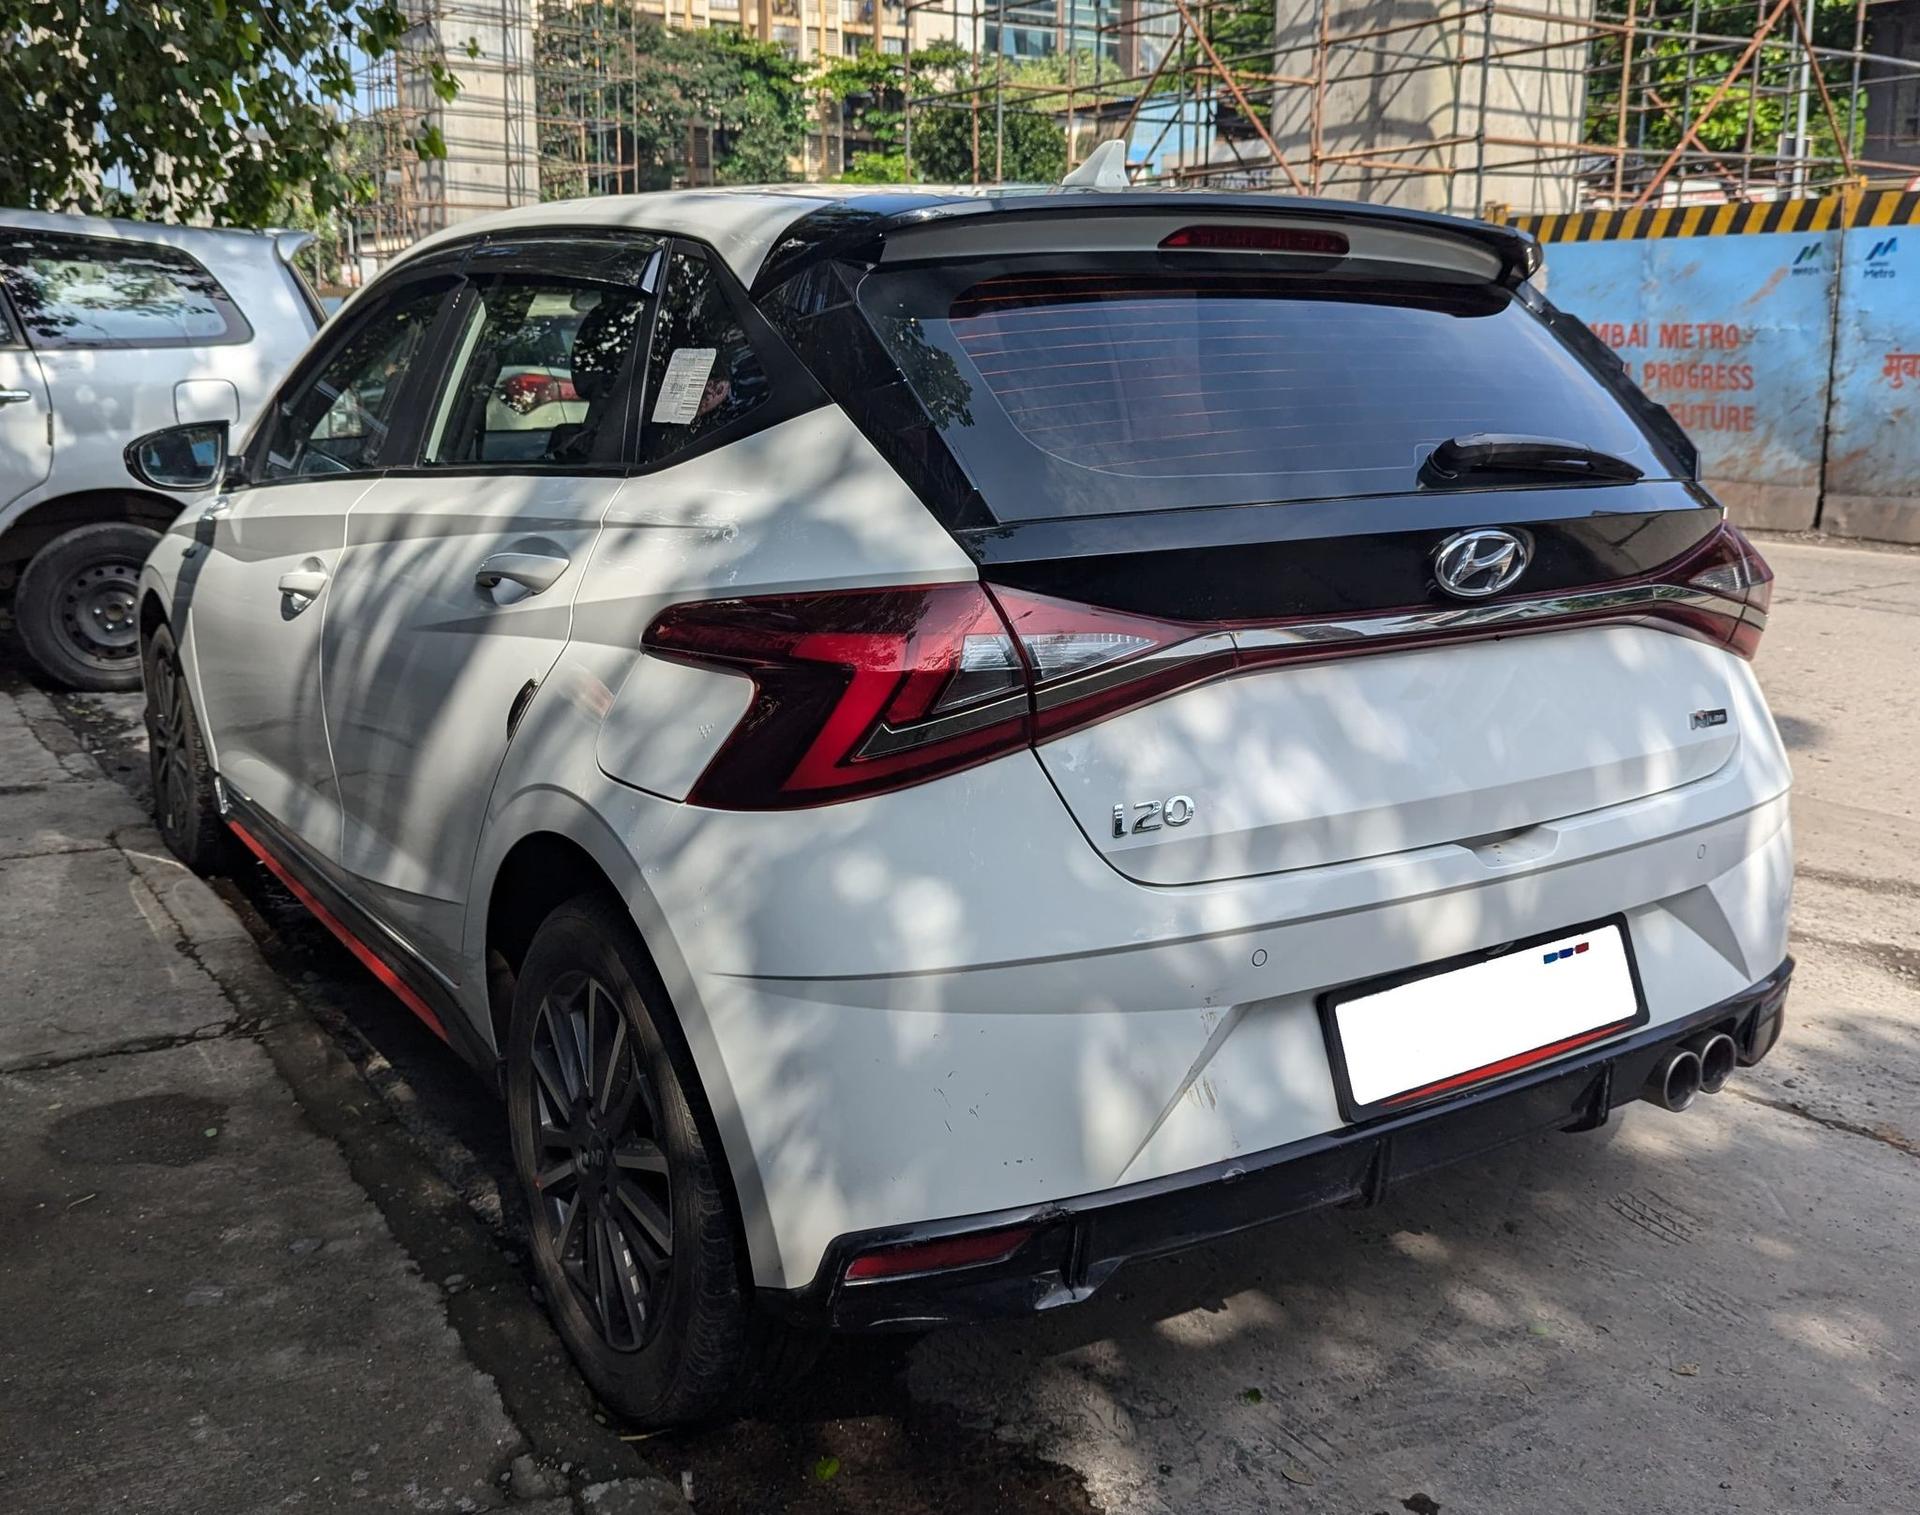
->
[0,679,551,1513]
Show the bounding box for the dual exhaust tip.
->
[1646,1031,1739,1112]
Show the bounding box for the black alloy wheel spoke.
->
[525,970,673,1354]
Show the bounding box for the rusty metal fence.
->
[1503,187,1920,544]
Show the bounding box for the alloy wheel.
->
[147,650,197,839]
[527,971,674,1352]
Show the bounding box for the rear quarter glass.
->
[845,254,1672,523]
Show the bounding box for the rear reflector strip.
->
[842,1225,1035,1283]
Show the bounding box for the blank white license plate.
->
[1327,923,1644,1117]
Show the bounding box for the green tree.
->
[820,41,1068,183]
[1585,0,1864,174]
[537,3,806,193]
[0,0,457,225]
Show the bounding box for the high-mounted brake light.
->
[645,524,1771,810]
[1159,225,1350,256]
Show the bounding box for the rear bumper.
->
[763,956,1791,1331]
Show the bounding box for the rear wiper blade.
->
[1420,432,1644,487]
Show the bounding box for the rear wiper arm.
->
[1420,432,1644,487]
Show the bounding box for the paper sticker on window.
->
[651,347,718,425]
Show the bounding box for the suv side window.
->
[639,249,772,467]
[0,230,250,348]
[259,284,447,481]
[421,277,649,469]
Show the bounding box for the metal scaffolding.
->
[328,0,1920,285]
[902,0,1920,214]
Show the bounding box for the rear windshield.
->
[856,259,1663,520]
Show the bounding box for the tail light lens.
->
[644,584,1033,808]
[499,371,579,412]
[645,523,1771,810]
[1682,522,1772,659]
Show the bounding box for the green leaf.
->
[812,1455,842,1483]
[1240,1387,1264,1404]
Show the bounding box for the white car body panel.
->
[1040,626,1743,884]
[319,469,624,978]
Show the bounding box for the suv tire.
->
[142,622,235,874]
[505,893,817,1425]
[16,522,161,691]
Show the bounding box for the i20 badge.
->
[1113,795,1197,838]
[1433,527,1531,599]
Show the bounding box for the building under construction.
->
[337,0,1920,279]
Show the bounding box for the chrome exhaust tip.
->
[1647,1047,1703,1112]
[1693,1032,1739,1094]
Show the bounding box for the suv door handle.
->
[0,388,33,406]
[278,562,330,609]
[475,551,570,596]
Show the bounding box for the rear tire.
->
[505,893,817,1426]
[142,623,234,875]
[15,522,161,691]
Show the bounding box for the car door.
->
[0,291,51,512]
[318,235,658,977]
[182,273,459,864]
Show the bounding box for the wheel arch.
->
[473,800,782,1287]
[0,488,184,572]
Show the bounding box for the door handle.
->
[0,388,33,406]
[277,562,329,610]
[475,551,570,596]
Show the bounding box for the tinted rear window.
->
[857,261,1663,520]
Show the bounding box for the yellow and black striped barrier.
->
[1498,187,1920,243]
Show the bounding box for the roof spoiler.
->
[751,193,1542,297]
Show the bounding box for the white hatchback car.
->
[132,186,1793,1426]
[0,211,320,687]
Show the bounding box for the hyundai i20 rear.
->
[134,188,1792,1426]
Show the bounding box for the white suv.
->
[132,187,1794,1427]
[0,210,320,688]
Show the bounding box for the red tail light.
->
[644,523,1770,810]
[499,371,579,412]
[1681,522,1772,659]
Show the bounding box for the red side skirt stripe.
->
[226,820,449,1044]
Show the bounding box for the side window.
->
[422,277,648,468]
[639,250,772,467]
[0,231,249,348]
[259,284,447,481]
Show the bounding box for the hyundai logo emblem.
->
[1433,528,1531,599]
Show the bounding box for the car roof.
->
[397,184,1536,291]
[0,207,287,261]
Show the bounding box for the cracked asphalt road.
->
[8,533,1917,1513]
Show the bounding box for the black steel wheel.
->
[141,622,233,874]
[16,522,161,690]
[506,894,815,1426]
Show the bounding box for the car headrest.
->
[569,296,633,403]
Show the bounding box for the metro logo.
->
[1793,243,1819,265]
[1868,237,1899,261]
